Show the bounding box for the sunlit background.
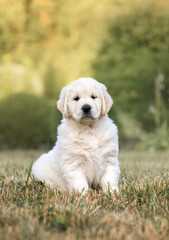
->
[0,0,169,150]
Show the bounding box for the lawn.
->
[0,150,168,240]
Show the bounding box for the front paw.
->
[102,184,119,195]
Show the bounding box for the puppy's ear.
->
[57,86,69,118]
[100,84,113,116]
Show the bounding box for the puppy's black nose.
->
[82,104,91,113]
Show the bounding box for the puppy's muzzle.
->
[82,104,91,114]
[81,104,93,120]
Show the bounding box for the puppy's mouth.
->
[81,114,93,121]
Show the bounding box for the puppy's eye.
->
[74,96,80,101]
[91,95,97,99]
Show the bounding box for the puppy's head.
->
[57,78,113,122]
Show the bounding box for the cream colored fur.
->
[32,78,120,194]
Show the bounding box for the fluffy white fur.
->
[32,77,120,194]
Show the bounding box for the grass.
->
[0,150,168,240]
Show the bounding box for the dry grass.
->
[0,150,169,240]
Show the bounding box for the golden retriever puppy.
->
[32,78,120,194]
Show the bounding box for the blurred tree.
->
[0,93,61,148]
[24,0,33,29]
[93,4,169,131]
[43,64,61,100]
[0,0,130,85]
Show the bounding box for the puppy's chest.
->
[76,130,102,156]
[69,129,110,185]
[77,132,105,185]
[75,131,108,176]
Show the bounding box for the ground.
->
[0,150,168,240]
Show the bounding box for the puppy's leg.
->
[62,163,88,194]
[32,151,55,185]
[100,162,120,194]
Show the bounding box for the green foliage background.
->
[94,4,169,132]
[0,94,61,148]
[0,0,169,149]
